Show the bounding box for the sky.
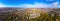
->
[0,0,60,8]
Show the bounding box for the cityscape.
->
[0,8,60,21]
[0,0,60,21]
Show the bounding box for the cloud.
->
[46,0,54,1]
[0,3,6,8]
[19,2,52,8]
[19,4,34,8]
[52,2,60,8]
[52,2,59,7]
[19,2,60,8]
[0,3,20,7]
[0,2,60,8]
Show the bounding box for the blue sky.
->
[0,0,60,8]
